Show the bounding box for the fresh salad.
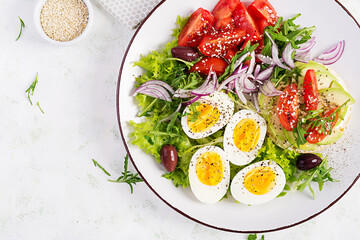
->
[130,0,355,205]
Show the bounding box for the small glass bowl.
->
[33,0,94,46]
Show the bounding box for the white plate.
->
[117,0,360,233]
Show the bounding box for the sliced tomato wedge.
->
[198,28,246,57]
[306,107,339,144]
[303,69,319,111]
[189,57,228,76]
[224,47,238,62]
[232,2,261,43]
[277,83,299,131]
[254,18,271,34]
[247,0,278,26]
[211,0,241,30]
[178,8,215,47]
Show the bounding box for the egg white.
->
[230,160,286,205]
[223,110,267,166]
[189,146,230,204]
[181,91,234,139]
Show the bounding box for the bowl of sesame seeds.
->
[34,0,93,45]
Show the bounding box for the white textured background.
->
[0,0,359,239]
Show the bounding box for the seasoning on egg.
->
[40,0,89,42]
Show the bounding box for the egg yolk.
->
[187,103,220,133]
[195,151,223,186]
[243,166,276,195]
[233,118,260,152]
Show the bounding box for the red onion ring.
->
[256,65,275,81]
[294,51,311,63]
[314,40,345,65]
[259,80,283,97]
[282,42,295,68]
[265,31,290,70]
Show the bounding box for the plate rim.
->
[116,0,360,233]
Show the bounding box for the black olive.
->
[171,46,199,62]
[160,145,178,172]
[296,153,322,170]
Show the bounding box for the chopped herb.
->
[16,16,25,41]
[248,234,265,240]
[108,154,143,194]
[37,101,45,114]
[25,72,39,105]
[184,102,201,122]
[293,100,350,145]
[92,159,111,176]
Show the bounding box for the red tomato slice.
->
[178,8,215,47]
[224,47,238,62]
[247,0,278,26]
[212,0,241,30]
[306,107,339,144]
[303,69,319,111]
[254,18,271,34]
[232,2,261,43]
[277,83,299,131]
[198,28,246,57]
[189,57,228,76]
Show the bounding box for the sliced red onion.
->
[296,38,316,54]
[254,64,261,78]
[139,88,172,102]
[239,74,257,93]
[234,52,251,70]
[265,31,290,70]
[132,80,174,96]
[294,51,311,63]
[159,103,182,122]
[182,96,201,106]
[314,40,345,65]
[256,65,275,81]
[282,42,295,68]
[252,92,260,112]
[191,71,217,96]
[259,80,283,97]
[191,70,213,93]
[173,89,194,98]
[247,51,256,74]
[234,78,247,105]
[217,74,239,91]
[256,54,275,65]
[133,84,172,100]
[232,64,248,76]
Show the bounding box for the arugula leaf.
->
[92,159,111,176]
[293,124,307,146]
[16,16,25,41]
[108,154,143,194]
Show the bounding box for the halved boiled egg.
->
[230,160,286,205]
[181,91,234,139]
[189,146,230,204]
[223,110,267,166]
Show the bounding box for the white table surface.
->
[1,0,360,239]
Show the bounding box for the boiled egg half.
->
[230,160,286,205]
[189,146,230,204]
[224,110,267,165]
[181,91,234,139]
